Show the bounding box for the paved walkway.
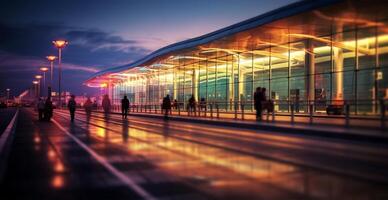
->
[2,108,388,200]
[94,109,388,144]
[0,109,142,200]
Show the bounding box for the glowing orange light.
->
[54,162,65,173]
[46,55,57,61]
[34,136,41,143]
[52,40,68,49]
[100,83,107,88]
[40,67,49,72]
[35,75,42,79]
[48,149,56,159]
[51,175,64,188]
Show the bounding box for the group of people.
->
[37,89,270,122]
[37,97,53,121]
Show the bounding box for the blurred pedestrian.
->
[68,95,76,122]
[172,99,178,110]
[162,94,171,119]
[200,97,206,111]
[84,97,93,121]
[37,98,45,121]
[254,87,263,121]
[188,95,196,116]
[102,94,111,117]
[121,95,130,119]
[44,97,53,121]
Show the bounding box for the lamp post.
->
[40,67,49,97]
[33,80,39,98]
[35,75,42,98]
[6,88,10,100]
[52,40,68,108]
[46,55,57,86]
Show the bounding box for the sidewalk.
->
[96,109,388,145]
[0,109,141,200]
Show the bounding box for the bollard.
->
[216,104,220,118]
[291,103,295,123]
[381,99,386,130]
[241,104,244,120]
[309,104,313,124]
[210,104,213,118]
[272,107,275,122]
[141,104,143,113]
[178,105,181,116]
[204,105,207,117]
[137,105,139,112]
[345,102,350,127]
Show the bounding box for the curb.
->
[0,109,19,182]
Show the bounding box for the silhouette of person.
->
[254,87,263,121]
[121,95,130,119]
[188,95,196,116]
[84,97,93,122]
[200,97,206,111]
[162,94,171,119]
[68,95,76,122]
[102,94,111,118]
[37,98,45,121]
[44,97,53,121]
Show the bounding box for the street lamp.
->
[40,67,49,97]
[6,88,10,100]
[35,75,42,98]
[53,40,68,108]
[33,80,39,98]
[46,55,57,87]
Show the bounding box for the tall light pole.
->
[53,40,68,108]
[6,88,10,100]
[33,80,39,98]
[35,75,42,98]
[40,67,49,97]
[46,55,57,97]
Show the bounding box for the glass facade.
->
[88,1,388,115]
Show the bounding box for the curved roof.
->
[85,0,341,83]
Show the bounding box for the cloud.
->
[0,51,99,73]
[0,22,151,95]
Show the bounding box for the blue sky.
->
[0,0,297,96]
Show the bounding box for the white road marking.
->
[51,118,157,200]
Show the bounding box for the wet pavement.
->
[1,108,388,200]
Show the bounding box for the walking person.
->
[254,87,263,121]
[37,98,45,121]
[172,99,178,110]
[102,94,111,118]
[188,95,196,116]
[200,97,206,111]
[44,97,53,121]
[68,95,76,122]
[121,95,130,119]
[84,97,93,122]
[162,94,171,119]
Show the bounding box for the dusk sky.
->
[0,0,296,97]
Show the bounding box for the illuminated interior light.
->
[313,10,385,27]
[288,33,371,55]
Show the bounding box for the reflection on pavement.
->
[53,110,388,200]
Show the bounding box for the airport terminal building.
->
[85,0,388,115]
